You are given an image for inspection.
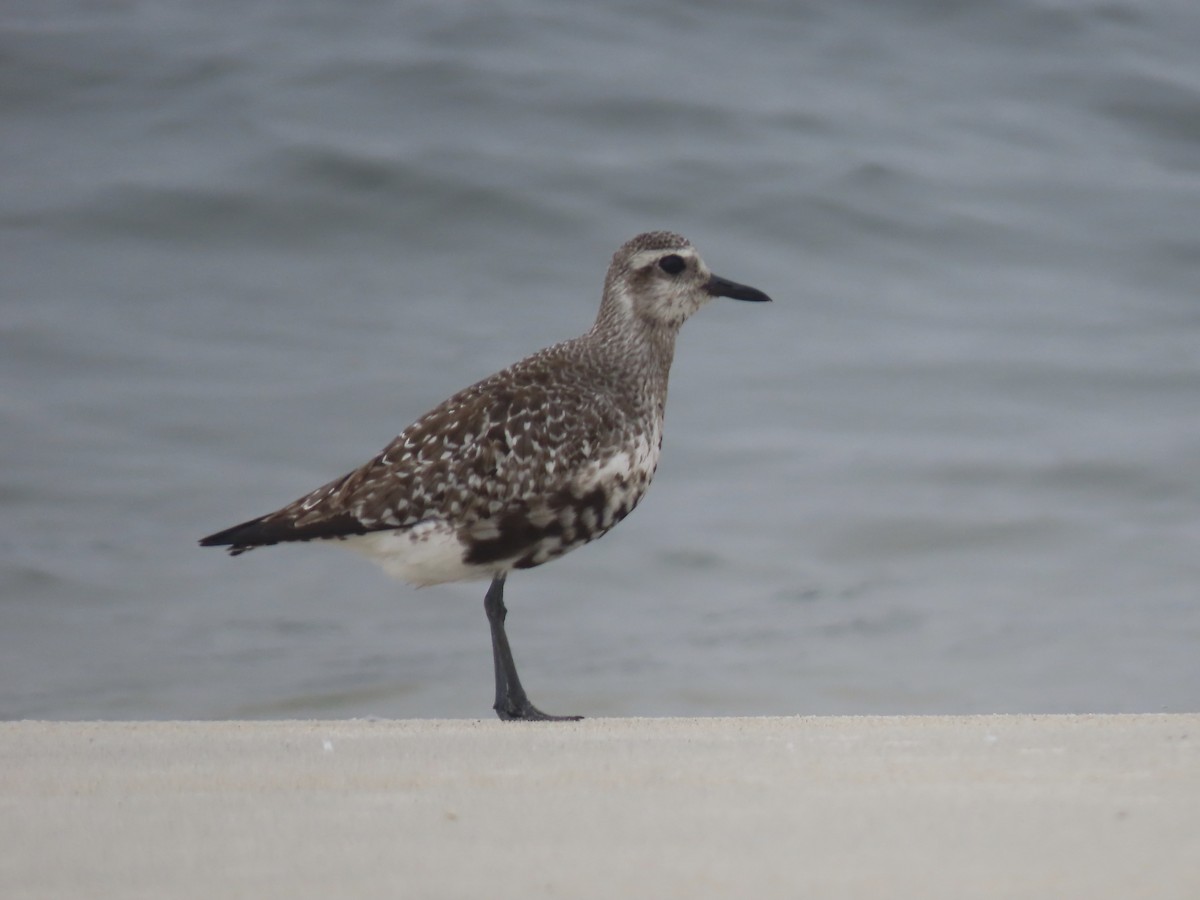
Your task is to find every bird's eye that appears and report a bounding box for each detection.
[658,254,686,275]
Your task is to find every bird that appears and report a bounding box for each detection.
[200,231,771,720]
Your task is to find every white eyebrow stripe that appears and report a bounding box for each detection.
[627,247,697,269]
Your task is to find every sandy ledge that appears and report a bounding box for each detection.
[2,714,1198,899]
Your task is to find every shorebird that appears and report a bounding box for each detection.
[200,231,771,720]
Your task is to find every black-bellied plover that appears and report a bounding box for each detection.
[201,231,771,720]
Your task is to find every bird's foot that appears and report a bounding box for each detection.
[494,696,583,722]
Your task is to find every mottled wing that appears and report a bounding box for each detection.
[200,340,652,565]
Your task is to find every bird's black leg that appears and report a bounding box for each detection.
[483,574,582,722]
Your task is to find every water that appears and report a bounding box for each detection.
[3,0,1198,720]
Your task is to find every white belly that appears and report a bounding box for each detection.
[342,520,490,587]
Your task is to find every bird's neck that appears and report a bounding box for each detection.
[587,307,678,398]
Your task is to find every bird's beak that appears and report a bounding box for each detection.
[704,273,772,303]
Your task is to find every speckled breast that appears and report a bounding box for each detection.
[463,425,663,571]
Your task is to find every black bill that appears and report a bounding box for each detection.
[705,273,772,303]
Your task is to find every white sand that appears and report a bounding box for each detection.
[2,715,1198,898]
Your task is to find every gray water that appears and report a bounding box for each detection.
[3,0,1199,720]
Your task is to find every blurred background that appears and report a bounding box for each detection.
[3,0,1198,719]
